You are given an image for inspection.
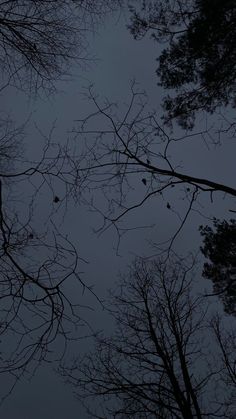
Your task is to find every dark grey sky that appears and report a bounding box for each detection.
[0,6,235,419]
[0,10,161,419]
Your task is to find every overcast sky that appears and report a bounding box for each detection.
[0,9,160,419]
[0,5,235,419]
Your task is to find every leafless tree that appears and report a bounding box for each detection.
[0,0,125,397]
[71,83,236,249]
[210,313,236,411]
[0,0,122,93]
[60,255,236,418]
[0,116,99,400]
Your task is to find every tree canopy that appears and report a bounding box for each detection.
[129,0,236,128]
[0,0,235,414]
[60,256,236,418]
[200,219,236,315]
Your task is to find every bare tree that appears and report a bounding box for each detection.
[71,84,235,249]
[0,117,99,399]
[60,255,236,418]
[0,0,121,93]
[0,0,123,392]
[210,313,236,408]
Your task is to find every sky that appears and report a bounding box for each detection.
[0,8,161,419]
[0,4,235,419]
